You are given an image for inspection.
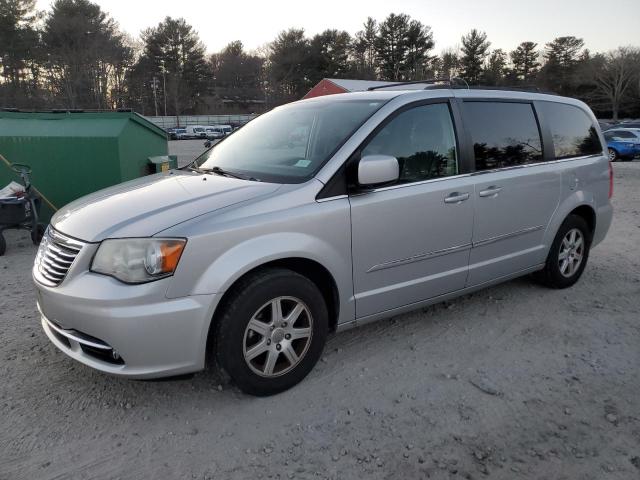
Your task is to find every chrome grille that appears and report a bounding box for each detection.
[34,228,85,287]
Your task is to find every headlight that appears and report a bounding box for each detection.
[91,238,186,284]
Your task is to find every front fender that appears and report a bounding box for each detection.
[193,232,341,292]
[187,231,355,325]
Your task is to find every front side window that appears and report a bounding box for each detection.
[537,102,602,159]
[463,101,543,171]
[196,99,385,183]
[361,103,458,184]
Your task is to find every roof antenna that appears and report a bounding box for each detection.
[450,77,469,89]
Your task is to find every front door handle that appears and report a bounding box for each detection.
[478,186,503,198]
[444,192,470,204]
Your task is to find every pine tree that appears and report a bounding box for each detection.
[510,41,540,82]
[459,29,490,84]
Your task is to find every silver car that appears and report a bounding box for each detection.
[33,86,613,395]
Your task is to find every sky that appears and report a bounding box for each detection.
[36,0,640,55]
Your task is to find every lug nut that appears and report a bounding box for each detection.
[276,344,281,351]
[285,334,291,340]
[267,339,271,345]
[282,322,287,328]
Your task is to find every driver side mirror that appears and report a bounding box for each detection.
[358,154,399,187]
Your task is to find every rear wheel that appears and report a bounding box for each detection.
[214,268,328,396]
[536,215,591,289]
[608,148,618,162]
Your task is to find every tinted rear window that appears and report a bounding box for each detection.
[537,102,602,159]
[463,102,543,171]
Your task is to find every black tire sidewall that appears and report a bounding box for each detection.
[215,269,328,396]
[544,215,591,288]
[0,233,5,256]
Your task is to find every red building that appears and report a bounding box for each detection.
[303,78,396,99]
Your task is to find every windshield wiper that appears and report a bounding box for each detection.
[205,166,260,182]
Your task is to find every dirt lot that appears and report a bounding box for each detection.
[1,163,639,480]
[168,139,210,167]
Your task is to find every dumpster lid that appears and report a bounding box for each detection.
[148,155,176,164]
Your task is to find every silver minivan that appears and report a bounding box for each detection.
[33,86,613,395]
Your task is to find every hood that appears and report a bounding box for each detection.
[51,171,281,242]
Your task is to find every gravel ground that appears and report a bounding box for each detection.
[168,139,210,167]
[1,162,639,480]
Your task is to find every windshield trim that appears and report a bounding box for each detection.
[186,98,390,184]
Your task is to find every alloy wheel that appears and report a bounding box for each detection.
[242,296,313,377]
[558,228,584,278]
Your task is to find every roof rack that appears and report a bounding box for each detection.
[367,77,469,91]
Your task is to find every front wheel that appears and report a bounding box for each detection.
[214,268,328,396]
[608,148,619,162]
[536,215,591,289]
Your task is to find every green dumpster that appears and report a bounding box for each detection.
[0,110,168,221]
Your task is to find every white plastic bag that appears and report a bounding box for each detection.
[0,181,25,200]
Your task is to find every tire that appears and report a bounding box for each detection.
[31,223,45,245]
[536,214,591,289]
[214,268,328,396]
[608,148,618,162]
[0,233,5,256]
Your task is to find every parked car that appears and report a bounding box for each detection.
[218,124,233,136]
[617,121,640,129]
[205,126,225,140]
[603,128,640,161]
[167,127,187,140]
[34,87,613,396]
[185,125,207,139]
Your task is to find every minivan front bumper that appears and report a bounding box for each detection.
[35,270,218,379]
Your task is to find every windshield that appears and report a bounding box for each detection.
[196,99,385,183]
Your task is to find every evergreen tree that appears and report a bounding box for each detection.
[267,28,311,102]
[43,0,132,109]
[484,48,507,85]
[510,41,540,82]
[404,20,434,80]
[128,17,208,115]
[308,29,352,83]
[375,13,410,81]
[459,29,490,84]
[352,17,377,79]
[539,36,585,95]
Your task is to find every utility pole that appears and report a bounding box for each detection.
[160,61,168,117]
[151,77,159,116]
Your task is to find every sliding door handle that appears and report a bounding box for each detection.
[444,192,470,204]
[478,186,503,197]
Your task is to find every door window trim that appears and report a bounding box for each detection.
[316,97,466,200]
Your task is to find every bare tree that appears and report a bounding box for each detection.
[589,47,640,120]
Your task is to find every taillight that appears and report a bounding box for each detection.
[608,161,613,199]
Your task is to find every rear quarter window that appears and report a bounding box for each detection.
[537,102,603,159]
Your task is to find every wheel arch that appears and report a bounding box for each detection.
[543,191,597,258]
[205,256,341,363]
[569,204,596,240]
